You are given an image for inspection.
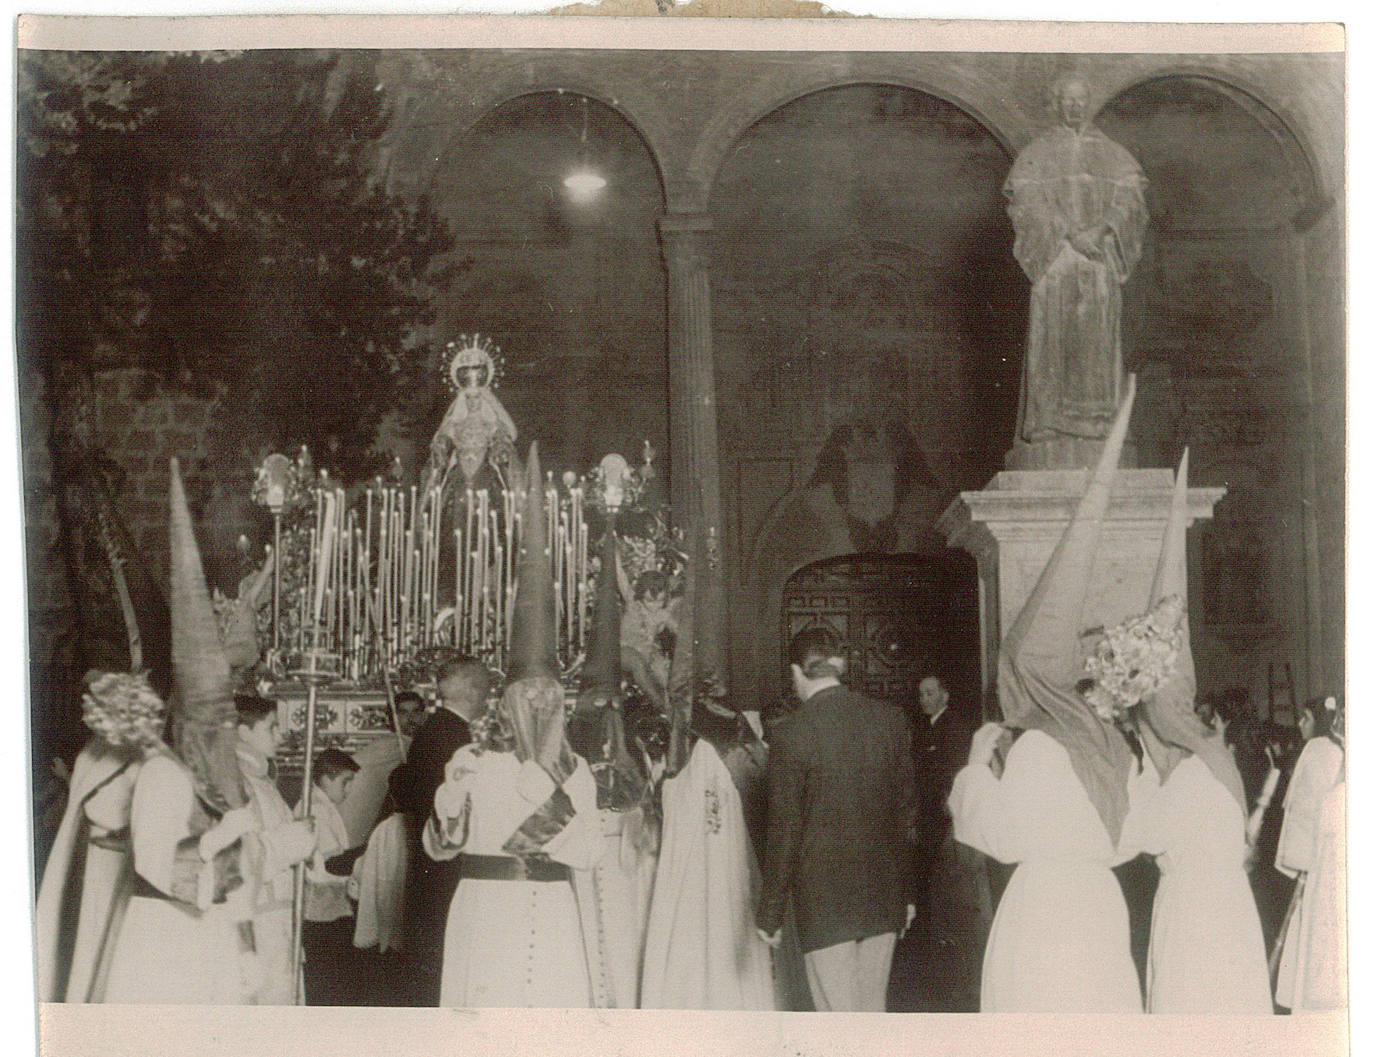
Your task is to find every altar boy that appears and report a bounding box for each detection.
[235,695,317,1004]
[300,748,363,1005]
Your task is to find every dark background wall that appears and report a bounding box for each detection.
[1100,74,1338,715]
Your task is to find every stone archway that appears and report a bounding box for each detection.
[416,89,671,479]
[1094,71,1337,705]
[1095,66,1328,214]
[688,67,1027,214]
[708,81,1023,714]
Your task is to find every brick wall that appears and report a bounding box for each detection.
[22,366,220,760]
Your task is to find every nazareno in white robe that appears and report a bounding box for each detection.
[425,745,600,1008]
[1289,781,1346,1011]
[1274,735,1345,1008]
[640,739,775,1010]
[949,729,1143,1013]
[35,740,139,1004]
[352,812,408,953]
[101,754,252,1005]
[240,753,309,1005]
[1119,755,1271,1013]
[573,805,658,1008]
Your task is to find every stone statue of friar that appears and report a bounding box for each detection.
[1004,72,1149,463]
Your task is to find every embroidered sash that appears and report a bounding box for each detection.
[502,779,576,859]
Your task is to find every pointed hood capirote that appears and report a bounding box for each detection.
[579,520,623,707]
[997,375,1138,844]
[1139,450,1247,811]
[571,516,648,800]
[502,442,575,783]
[506,442,559,685]
[168,457,246,811]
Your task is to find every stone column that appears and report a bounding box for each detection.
[658,211,728,689]
[658,212,722,537]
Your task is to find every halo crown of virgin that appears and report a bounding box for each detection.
[445,333,501,392]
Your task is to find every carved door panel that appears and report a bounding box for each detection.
[782,554,979,709]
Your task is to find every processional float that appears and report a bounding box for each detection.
[237,335,677,1001]
[246,336,673,762]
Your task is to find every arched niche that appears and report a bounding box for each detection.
[1097,73,1329,709]
[1097,68,1327,222]
[780,552,980,713]
[687,70,1026,211]
[707,83,1023,713]
[413,90,669,480]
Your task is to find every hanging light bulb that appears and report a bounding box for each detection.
[564,169,607,200]
[563,95,607,203]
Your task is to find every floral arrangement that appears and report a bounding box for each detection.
[619,532,662,585]
[82,671,167,750]
[585,461,645,518]
[1082,595,1186,721]
[393,645,469,695]
[262,517,316,674]
[617,514,686,587]
[212,588,240,644]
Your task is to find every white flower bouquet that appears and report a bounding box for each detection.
[82,671,167,749]
[1082,595,1185,721]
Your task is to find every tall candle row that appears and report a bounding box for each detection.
[285,481,591,681]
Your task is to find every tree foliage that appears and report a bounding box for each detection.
[18,53,461,808]
[17,49,458,481]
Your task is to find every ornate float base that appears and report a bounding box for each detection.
[271,681,583,777]
[938,468,1225,701]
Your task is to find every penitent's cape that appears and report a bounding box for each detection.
[640,738,774,1010]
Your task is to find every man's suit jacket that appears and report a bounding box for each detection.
[913,707,975,826]
[387,708,471,927]
[758,684,916,954]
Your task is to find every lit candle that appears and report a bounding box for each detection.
[458,505,469,648]
[500,538,511,654]
[577,506,588,650]
[313,491,338,647]
[305,521,317,650]
[469,550,480,647]
[563,530,575,653]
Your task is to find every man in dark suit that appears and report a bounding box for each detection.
[910,674,974,929]
[388,655,490,1005]
[758,627,917,1011]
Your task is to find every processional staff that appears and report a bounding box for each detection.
[290,487,339,1006]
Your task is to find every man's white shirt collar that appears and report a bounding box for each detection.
[802,677,842,701]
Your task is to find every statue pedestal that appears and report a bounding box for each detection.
[938,469,1225,699]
